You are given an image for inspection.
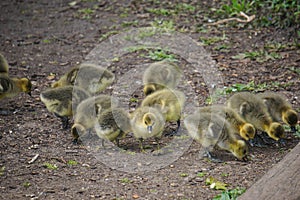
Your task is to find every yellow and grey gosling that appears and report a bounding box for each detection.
[198,105,256,141]
[0,53,9,75]
[141,88,185,135]
[184,112,249,162]
[227,92,285,142]
[130,106,165,151]
[71,94,118,143]
[0,74,31,99]
[257,91,298,132]
[40,85,90,129]
[51,63,115,94]
[143,61,182,96]
[94,107,131,147]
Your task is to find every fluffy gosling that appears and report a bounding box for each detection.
[40,85,89,129]
[143,61,182,96]
[198,105,256,141]
[227,92,285,142]
[94,107,131,147]
[51,63,115,94]
[71,94,118,143]
[141,88,185,135]
[184,112,248,162]
[130,106,165,151]
[257,92,298,132]
[0,75,32,99]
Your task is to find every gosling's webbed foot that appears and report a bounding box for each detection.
[249,135,268,148]
[55,113,69,129]
[290,126,296,133]
[202,151,222,163]
[61,117,70,129]
[72,138,80,145]
[154,137,161,150]
[277,138,286,147]
[259,132,276,145]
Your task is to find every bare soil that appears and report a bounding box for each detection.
[0,1,299,200]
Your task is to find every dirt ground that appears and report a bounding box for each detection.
[0,1,299,199]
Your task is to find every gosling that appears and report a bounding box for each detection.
[143,61,182,96]
[94,107,131,147]
[227,92,285,142]
[184,112,248,162]
[0,53,9,74]
[198,105,256,141]
[0,75,32,99]
[71,94,118,143]
[141,88,185,135]
[51,63,115,94]
[130,106,165,151]
[257,92,298,132]
[40,85,89,129]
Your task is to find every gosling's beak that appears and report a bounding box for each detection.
[27,91,32,97]
[147,125,153,133]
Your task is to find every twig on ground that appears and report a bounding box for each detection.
[28,154,39,164]
[209,11,255,26]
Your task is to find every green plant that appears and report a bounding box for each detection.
[232,50,282,62]
[205,80,285,104]
[121,20,139,27]
[99,31,119,41]
[119,178,133,184]
[175,3,196,12]
[197,172,207,177]
[288,66,300,75]
[42,39,51,44]
[23,181,31,188]
[180,173,189,177]
[78,8,95,19]
[213,187,246,200]
[256,0,300,27]
[67,160,78,166]
[214,44,231,52]
[150,19,175,30]
[43,162,58,170]
[221,173,229,177]
[217,0,255,17]
[147,48,177,62]
[205,176,228,190]
[130,97,139,103]
[146,8,172,16]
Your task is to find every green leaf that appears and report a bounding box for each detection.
[205,177,227,190]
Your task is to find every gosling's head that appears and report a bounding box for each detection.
[71,123,86,140]
[143,84,156,96]
[19,78,32,96]
[232,140,249,161]
[268,122,285,141]
[143,113,156,133]
[282,110,298,127]
[240,123,256,140]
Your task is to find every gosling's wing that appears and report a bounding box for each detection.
[0,77,10,93]
[0,53,9,74]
